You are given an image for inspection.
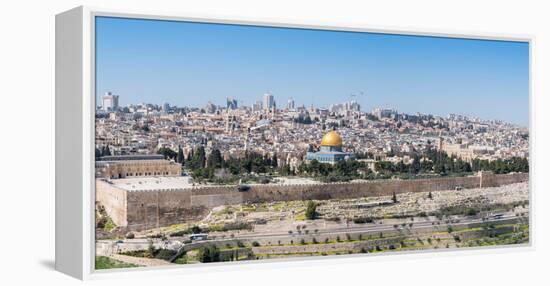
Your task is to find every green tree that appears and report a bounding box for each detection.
[309,160,320,176]
[411,155,421,173]
[434,163,446,174]
[305,201,318,220]
[272,153,278,168]
[103,145,112,156]
[177,146,184,163]
[188,146,206,170]
[207,149,224,169]
[157,147,177,160]
[197,245,220,263]
[397,161,406,173]
[280,164,293,176]
[147,239,155,258]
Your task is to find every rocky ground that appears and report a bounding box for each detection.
[192,182,529,236]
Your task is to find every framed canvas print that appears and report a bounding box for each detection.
[55,6,532,280]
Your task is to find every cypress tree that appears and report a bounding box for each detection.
[392,192,398,203]
[177,146,184,163]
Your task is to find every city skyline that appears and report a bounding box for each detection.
[96,92,526,127]
[95,16,529,125]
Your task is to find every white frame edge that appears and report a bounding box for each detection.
[54,5,534,281]
[55,6,94,280]
[55,6,84,279]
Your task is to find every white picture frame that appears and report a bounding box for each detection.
[55,5,533,280]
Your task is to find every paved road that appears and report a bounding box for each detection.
[98,214,523,256]
[207,214,520,242]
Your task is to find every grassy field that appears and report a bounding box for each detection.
[95,256,140,270]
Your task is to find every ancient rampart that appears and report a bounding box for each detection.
[96,180,128,227]
[96,172,528,231]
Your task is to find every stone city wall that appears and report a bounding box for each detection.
[190,187,245,208]
[97,172,528,231]
[479,172,529,188]
[125,190,208,231]
[239,175,483,204]
[96,180,128,227]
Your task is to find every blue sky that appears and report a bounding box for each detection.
[95,16,529,126]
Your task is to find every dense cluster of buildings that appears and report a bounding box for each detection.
[95,91,529,173]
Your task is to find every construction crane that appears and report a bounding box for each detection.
[350,90,366,100]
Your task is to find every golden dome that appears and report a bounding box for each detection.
[321,130,343,147]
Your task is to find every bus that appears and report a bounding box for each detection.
[189,233,208,241]
[492,213,504,220]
